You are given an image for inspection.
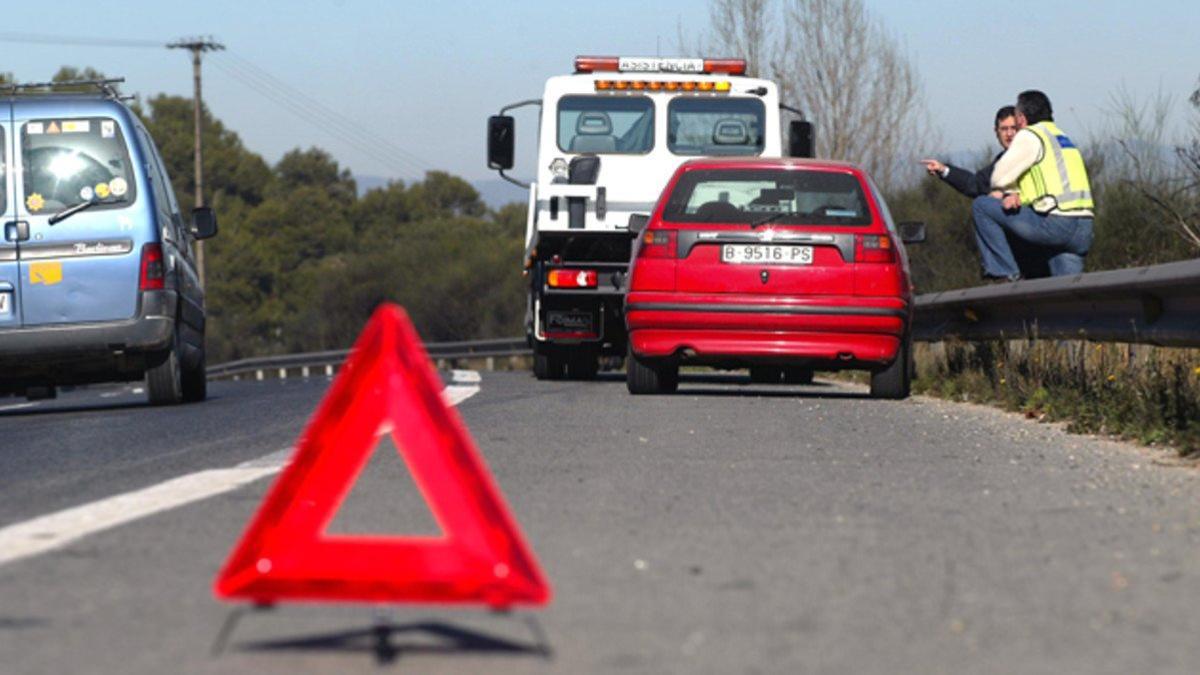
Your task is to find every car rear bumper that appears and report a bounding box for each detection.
[0,290,175,363]
[626,292,907,364]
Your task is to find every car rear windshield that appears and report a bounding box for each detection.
[20,117,136,215]
[558,96,654,154]
[662,169,872,225]
[668,97,765,156]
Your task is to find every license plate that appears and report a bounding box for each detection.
[0,292,10,316]
[721,244,813,265]
[546,311,593,333]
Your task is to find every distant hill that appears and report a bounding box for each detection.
[354,174,529,210]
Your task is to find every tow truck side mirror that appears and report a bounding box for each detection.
[487,115,515,170]
[897,221,926,244]
[788,120,815,158]
[628,213,650,234]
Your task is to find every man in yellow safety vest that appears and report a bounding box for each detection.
[970,90,1094,281]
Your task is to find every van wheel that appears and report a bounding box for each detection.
[146,330,184,406]
[182,341,207,403]
[782,367,814,384]
[533,345,566,380]
[870,335,911,400]
[626,346,678,395]
[25,385,57,401]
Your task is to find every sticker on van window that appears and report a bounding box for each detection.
[26,193,45,212]
[101,120,115,138]
[94,182,111,199]
[80,186,95,201]
[29,261,62,286]
[62,120,90,134]
[46,121,60,134]
[27,122,44,135]
[109,177,128,197]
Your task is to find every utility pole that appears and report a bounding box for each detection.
[167,36,224,289]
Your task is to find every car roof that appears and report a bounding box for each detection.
[677,156,867,177]
[3,94,135,120]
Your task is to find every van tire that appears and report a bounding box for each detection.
[627,346,678,395]
[870,335,911,400]
[146,331,184,406]
[182,342,207,403]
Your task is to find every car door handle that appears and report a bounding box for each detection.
[4,220,30,242]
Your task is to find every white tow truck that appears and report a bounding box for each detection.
[486,56,813,380]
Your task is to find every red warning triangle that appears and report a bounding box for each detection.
[213,304,551,608]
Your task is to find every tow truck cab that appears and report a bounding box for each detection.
[487,56,813,380]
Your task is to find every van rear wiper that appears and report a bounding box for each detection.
[48,197,126,226]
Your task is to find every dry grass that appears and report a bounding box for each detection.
[913,341,1200,456]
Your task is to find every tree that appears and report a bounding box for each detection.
[694,0,932,188]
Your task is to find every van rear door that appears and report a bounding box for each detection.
[0,101,19,329]
[15,113,143,326]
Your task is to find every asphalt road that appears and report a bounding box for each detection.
[1,371,1198,674]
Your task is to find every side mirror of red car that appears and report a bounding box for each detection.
[627,213,650,234]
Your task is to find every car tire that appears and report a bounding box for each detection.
[782,367,815,385]
[533,344,566,380]
[181,339,207,403]
[626,346,678,395]
[870,334,911,400]
[146,328,184,406]
[749,366,782,384]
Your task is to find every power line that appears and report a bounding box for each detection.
[0,31,162,48]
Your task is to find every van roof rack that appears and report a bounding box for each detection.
[1,78,127,100]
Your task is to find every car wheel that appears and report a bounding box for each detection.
[870,334,911,400]
[749,366,782,384]
[782,367,814,385]
[626,346,678,395]
[181,338,207,403]
[533,344,566,380]
[146,328,184,406]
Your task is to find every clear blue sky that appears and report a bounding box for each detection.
[2,0,1196,186]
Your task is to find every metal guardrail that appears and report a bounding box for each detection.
[208,258,1200,380]
[207,338,530,381]
[913,258,1200,347]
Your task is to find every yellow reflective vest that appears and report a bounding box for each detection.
[1017,121,1093,213]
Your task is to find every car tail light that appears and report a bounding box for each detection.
[854,234,896,263]
[547,269,598,289]
[637,229,677,259]
[139,243,165,290]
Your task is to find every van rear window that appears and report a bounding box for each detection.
[662,168,872,225]
[20,117,136,215]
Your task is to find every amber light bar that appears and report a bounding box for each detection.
[595,80,732,93]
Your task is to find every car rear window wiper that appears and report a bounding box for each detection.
[749,211,790,229]
[48,197,127,226]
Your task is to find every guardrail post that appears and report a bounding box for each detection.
[486,357,495,372]
[255,370,264,381]
[302,366,310,378]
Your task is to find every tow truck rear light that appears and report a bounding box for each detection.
[139,243,165,290]
[547,269,599,289]
[854,234,897,263]
[703,58,747,75]
[637,229,677,259]
[593,79,732,94]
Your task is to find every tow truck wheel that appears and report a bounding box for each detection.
[533,345,567,381]
[565,350,599,380]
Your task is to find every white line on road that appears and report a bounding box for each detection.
[0,402,36,412]
[0,371,482,568]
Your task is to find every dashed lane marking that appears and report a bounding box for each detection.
[0,371,482,568]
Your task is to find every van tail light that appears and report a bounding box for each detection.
[139,243,165,290]
[637,229,677,259]
[547,269,598,289]
[854,234,896,263]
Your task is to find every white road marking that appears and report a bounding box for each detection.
[0,371,482,568]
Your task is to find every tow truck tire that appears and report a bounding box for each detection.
[565,350,599,380]
[533,345,566,381]
[626,346,678,395]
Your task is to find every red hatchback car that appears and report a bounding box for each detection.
[624,158,924,398]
